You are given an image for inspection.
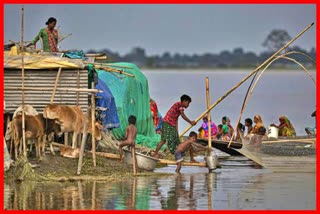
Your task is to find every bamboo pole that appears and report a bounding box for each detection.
[76,69,80,105]
[5,86,102,93]
[159,159,206,167]
[99,67,135,77]
[20,5,27,159]
[91,181,96,210]
[207,173,213,210]
[205,77,212,151]
[50,67,62,103]
[83,62,133,69]
[77,110,89,175]
[131,146,137,176]
[91,82,96,167]
[51,142,121,159]
[179,22,314,137]
[131,176,137,209]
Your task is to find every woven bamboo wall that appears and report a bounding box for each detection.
[4,69,89,113]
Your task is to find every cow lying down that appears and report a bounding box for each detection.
[43,104,103,149]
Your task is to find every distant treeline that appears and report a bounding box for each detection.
[85,29,316,69]
[86,46,316,69]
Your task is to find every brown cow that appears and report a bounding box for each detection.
[43,104,103,149]
[9,114,61,160]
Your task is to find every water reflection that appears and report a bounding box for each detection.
[4,168,315,210]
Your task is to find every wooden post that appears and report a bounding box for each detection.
[91,181,96,210]
[179,22,314,137]
[131,146,137,176]
[76,69,80,105]
[91,82,96,167]
[50,67,62,103]
[20,5,27,159]
[207,173,213,210]
[131,176,137,209]
[205,77,212,152]
[77,109,89,175]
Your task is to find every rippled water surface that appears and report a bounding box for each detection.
[5,158,315,210]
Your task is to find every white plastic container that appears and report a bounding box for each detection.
[268,126,279,140]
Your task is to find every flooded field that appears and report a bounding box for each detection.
[4,156,316,210]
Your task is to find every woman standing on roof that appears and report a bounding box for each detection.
[26,17,59,52]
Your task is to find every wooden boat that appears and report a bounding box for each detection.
[233,136,316,173]
[197,139,243,155]
[197,136,316,157]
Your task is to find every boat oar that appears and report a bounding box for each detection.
[179,22,314,137]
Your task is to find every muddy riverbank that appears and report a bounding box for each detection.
[4,152,171,183]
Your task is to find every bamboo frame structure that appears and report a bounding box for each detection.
[91,82,96,167]
[179,22,314,137]
[5,86,102,93]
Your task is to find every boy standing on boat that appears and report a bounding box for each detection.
[119,115,137,162]
[175,131,198,173]
[152,95,196,159]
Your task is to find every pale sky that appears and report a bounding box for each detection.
[4,4,316,55]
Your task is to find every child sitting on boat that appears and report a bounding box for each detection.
[244,118,253,136]
[175,131,197,173]
[217,124,230,141]
[118,115,137,162]
[235,123,245,141]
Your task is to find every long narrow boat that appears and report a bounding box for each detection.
[197,136,316,156]
[233,137,316,173]
[197,139,243,155]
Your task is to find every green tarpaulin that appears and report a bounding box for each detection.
[96,62,160,149]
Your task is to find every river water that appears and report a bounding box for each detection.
[4,69,316,210]
[143,69,316,136]
[4,159,316,210]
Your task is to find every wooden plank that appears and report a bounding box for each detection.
[159,159,206,167]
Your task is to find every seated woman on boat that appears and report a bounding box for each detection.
[217,124,230,141]
[200,116,218,139]
[245,115,266,140]
[270,116,296,137]
[250,115,266,134]
[222,116,234,137]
